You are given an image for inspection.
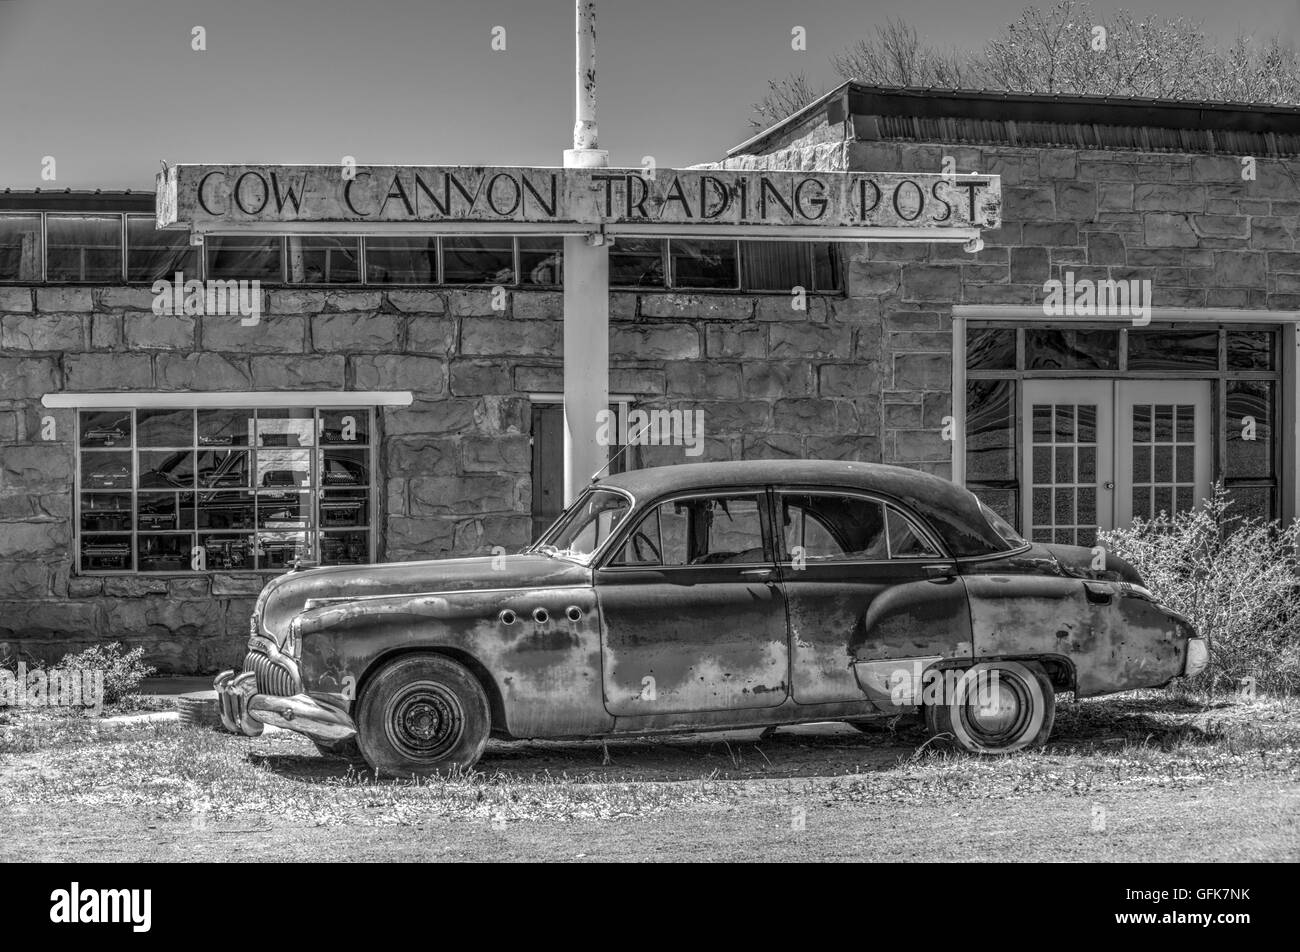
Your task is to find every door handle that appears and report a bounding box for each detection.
[1104,481,1115,490]
[739,567,774,579]
[924,563,956,581]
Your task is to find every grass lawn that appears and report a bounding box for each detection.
[1,691,1297,862]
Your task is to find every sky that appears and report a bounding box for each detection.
[1,0,1298,190]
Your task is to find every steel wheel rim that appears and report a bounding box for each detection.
[959,670,1032,745]
[385,680,465,761]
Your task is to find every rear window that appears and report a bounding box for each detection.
[980,500,1027,549]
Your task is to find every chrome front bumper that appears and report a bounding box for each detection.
[213,671,358,743]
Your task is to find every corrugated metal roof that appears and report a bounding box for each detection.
[730,82,1300,157]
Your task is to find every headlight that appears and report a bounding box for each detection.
[1185,637,1208,678]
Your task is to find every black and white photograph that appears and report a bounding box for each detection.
[0,0,1292,903]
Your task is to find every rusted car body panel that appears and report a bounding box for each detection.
[216,460,1202,751]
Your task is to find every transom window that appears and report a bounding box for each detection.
[0,212,843,293]
[76,406,374,573]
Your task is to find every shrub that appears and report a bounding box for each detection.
[54,642,156,707]
[1098,485,1300,695]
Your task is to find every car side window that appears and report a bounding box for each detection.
[886,506,942,558]
[611,494,766,566]
[779,494,888,562]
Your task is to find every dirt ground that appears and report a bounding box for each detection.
[2,693,1297,862]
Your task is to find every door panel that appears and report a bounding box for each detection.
[1116,381,1212,525]
[773,491,971,705]
[595,491,788,716]
[1021,381,1114,545]
[596,566,789,715]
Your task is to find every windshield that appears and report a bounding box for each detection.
[979,500,1027,549]
[532,489,631,563]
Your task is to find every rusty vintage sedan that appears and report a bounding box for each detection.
[214,459,1206,775]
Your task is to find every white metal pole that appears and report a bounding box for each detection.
[562,0,610,502]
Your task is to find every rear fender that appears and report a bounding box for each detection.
[964,573,1188,696]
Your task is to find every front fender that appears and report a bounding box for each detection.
[295,586,612,739]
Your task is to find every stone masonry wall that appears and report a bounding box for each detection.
[0,275,879,672]
[723,128,1300,473]
[6,130,1295,672]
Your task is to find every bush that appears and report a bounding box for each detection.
[1098,485,1300,695]
[54,642,156,707]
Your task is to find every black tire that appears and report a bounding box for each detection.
[355,654,490,777]
[313,736,368,767]
[924,661,1055,754]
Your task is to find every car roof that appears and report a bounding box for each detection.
[595,459,1013,557]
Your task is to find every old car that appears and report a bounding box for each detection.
[214,460,1206,775]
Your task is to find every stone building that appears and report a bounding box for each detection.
[2,83,1298,671]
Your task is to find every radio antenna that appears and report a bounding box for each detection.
[588,419,657,484]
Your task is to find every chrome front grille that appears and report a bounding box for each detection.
[243,649,299,697]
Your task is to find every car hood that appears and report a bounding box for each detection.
[257,554,592,644]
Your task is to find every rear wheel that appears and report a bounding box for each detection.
[355,655,491,778]
[925,661,1055,754]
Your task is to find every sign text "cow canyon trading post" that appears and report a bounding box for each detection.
[157,165,1002,238]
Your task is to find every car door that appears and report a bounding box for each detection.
[594,490,790,716]
[774,490,972,705]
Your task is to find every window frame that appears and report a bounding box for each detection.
[74,405,377,575]
[0,212,845,295]
[599,488,775,571]
[771,488,948,565]
[963,321,1284,527]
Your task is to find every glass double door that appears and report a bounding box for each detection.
[1021,380,1212,545]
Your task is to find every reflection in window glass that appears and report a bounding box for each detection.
[779,494,887,562]
[812,242,840,291]
[967,328,1016,370]
[1025,330,1118,370]
[442,236,513,284]
[46,215,121,282]
[1128,330,1218,370]
[740,241,806,291]
[79,411,131,448]
[287,236,359,284]
[1224,485,1273,523]
[76,408,375,572]
[0,214,42,281]
[364,236,437,283]
[609,238,665,287]
[887,507,941,558]
[519,238,562,286]
[1227,330,1275,371]
[137,409,193,448]
[127,216,197,283]
[670,239,738,289]
[1226,381,1273,479]
[206,235,283,281]
[965,380,1016,481]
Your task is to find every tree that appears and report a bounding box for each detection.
[750,1,1300,129]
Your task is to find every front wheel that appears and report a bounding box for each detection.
[355,654,491,777]
[925,661,1055,754]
